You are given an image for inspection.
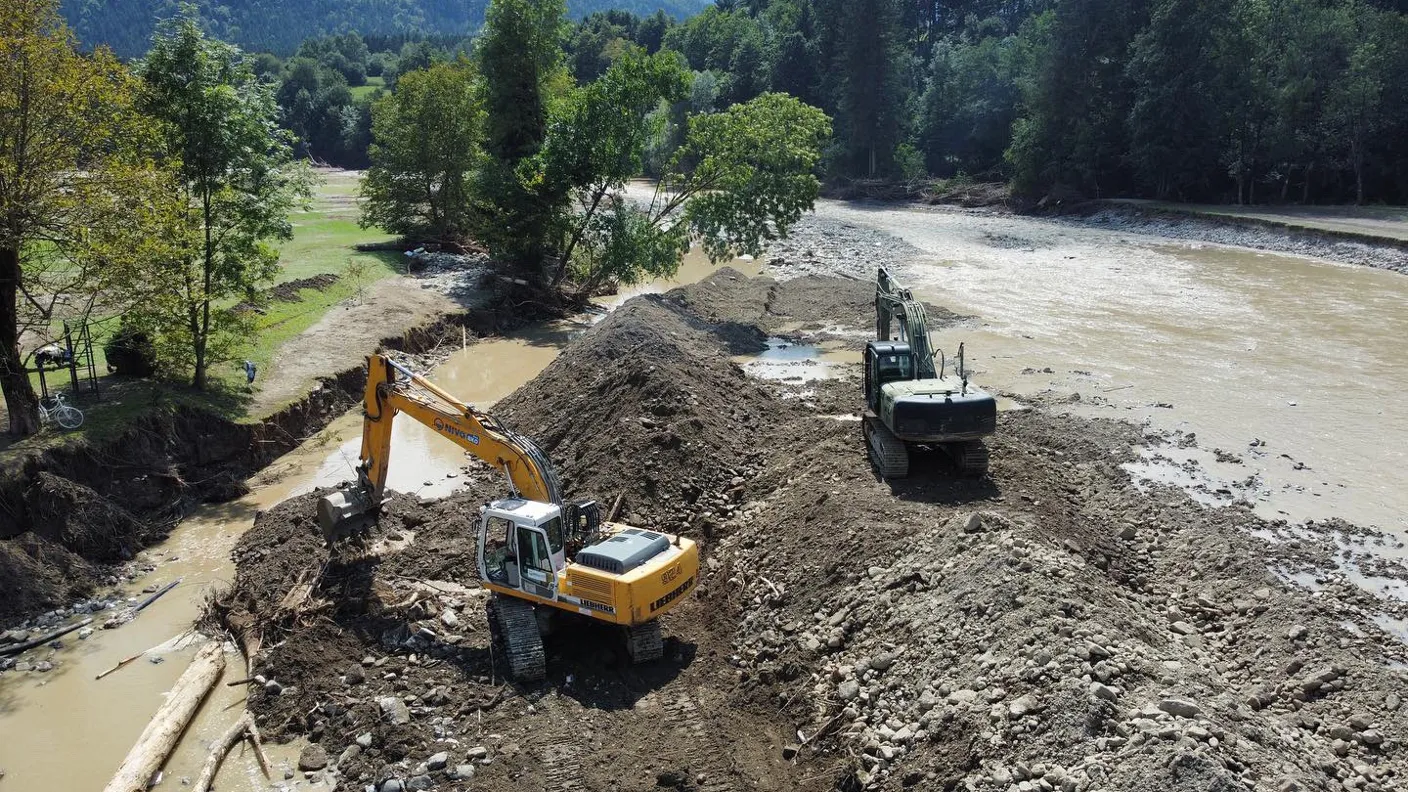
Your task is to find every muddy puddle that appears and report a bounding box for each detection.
[0,249,753,791]
[815,203,1408,544]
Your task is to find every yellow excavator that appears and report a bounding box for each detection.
[317,354,700,682]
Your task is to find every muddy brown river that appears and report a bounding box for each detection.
[3,204,1406,789]
[813,202,1408,544]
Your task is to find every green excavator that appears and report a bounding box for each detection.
[863,267,996,478]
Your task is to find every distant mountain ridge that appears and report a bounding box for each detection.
[60,0,708,57]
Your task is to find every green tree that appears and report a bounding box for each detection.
[361,60,484,241]
[0,0,165,435]
[138,15,313,390]
[1126,0,1246,200]
[544,80,832,296]
[1006,1,1150,197]
[472,0,569,274]
[833,0,908,177]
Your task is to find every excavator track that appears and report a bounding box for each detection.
[865,418,910,479]
[950,439,989,477]
[488,595,546,683]
[625,619,664,664]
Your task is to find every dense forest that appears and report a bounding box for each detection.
[58,0,707,57]
[646,0,1408,203]
[65,0,1408,204]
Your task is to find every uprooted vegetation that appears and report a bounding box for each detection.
[219,271,1406,792]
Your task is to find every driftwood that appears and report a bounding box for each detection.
[191,712,252,792]
[0,617,93,657]
[95,651,145,680]
[102,641,226,792]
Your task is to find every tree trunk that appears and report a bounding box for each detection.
[194,193,214,390]
[553,187,607,287]
[0,246,40,436]
[102,641,226,792]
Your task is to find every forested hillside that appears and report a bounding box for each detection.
[59,0,707,57]
[641,0,1408,203]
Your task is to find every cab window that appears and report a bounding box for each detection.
[483,517,514,583]
[516,526,553,581]
[541,516,564,554]
[877,354,912,383]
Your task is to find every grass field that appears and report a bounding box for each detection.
[7,169,399,452]
[349,76,386,102]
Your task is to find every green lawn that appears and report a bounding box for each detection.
[350,76,386,102]
[5,169,400,452]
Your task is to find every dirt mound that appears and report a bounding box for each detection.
[222,272,1406,792]
[661,267,881,342]
[715,405,1408,791]
[24,472,148,561]
[0,535,100,622]
[494,295,784,532]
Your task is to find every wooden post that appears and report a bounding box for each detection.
[102,641,227,792]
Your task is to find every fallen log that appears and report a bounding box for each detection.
[133,579,182,614]
[102,641,227,792]
[0,617,93,657]
[192,712,252,792]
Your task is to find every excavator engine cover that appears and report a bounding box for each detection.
[576,529,672,575]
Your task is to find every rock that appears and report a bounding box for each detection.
[380,696,411,725]
[13,661,31,672]
[948,689,978,705]
[1169,621,1197,636]
[467,746,489,761]
[782,744,800,760]
[1387,693,1402,711]
[1329,724,1355,741]
[34,661,53,673]
[837,680,860,702]
[1358,730,1384,746]
[264,679,283,695]
[78,627,94,639]
[1,629,26,643]
[1118,525,1138,540]
[1158,698,1201,719]
[451,765,475,780]
[1348,713,1374,731]
[345,664,366,685]
[440,610,460,629]
[406,775,434,791]
[380,780,405,792]
[1090,682,1119,702]
[427,752,449,771]
[338,744,363,767]
[1008,695,1040,718]
[869,651,898,672]
[1287,625,1307,641]
[962,514,984,534]
[356,732,374,748]
[893,726,914,745]
[298,745,328,772]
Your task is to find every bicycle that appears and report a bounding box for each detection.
[39,392,84,430]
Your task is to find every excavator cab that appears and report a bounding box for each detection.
[479,498,565,602]
[864,341,916,412]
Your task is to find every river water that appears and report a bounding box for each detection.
[815,202,1408,543]
[4,202,1407,789]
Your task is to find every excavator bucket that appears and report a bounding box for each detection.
[317,486,374,543]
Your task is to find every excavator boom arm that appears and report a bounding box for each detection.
[357,355,562,505]
[876,267,939,380]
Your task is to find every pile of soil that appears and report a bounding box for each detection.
[24,472,150,561]
[222,272,1406,792]
[236,274,343,312]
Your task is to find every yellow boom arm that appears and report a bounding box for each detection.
[319,355,561,534]
[359,354,562,504]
